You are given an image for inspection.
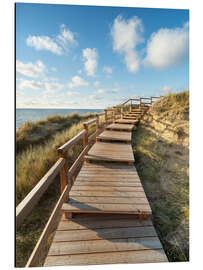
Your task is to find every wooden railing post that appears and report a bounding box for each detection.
[113,108,116,123]
[121,106,124,119]
[96,114,99,132]
[150,97,152,106]
[130,99,132,112]
[57,151,68,194]
[139,97,142,109]
[83,123,88,148]
[104,109,107,126]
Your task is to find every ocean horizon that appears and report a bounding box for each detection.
[16,108,103,129]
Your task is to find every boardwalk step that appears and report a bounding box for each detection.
[44,215,168,266]
[106,123,134,131]
[97,130,131,143]
[64,163,151,216]
[115,119,139,125]
[84,142,135,164]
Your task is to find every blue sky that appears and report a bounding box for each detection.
[16,3,189,108]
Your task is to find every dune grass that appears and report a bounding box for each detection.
[132,91,189,262]
[16,112,94,153]
[16,113,102,266]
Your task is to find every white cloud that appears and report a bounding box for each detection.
[57,24,77,50]
[111,15,144,73]
[103,66,112,75]
[27,35,62,55]
[144,22,189,70]
[18,78,64,93]
[68,76,89,89]
[94,81,100,87]
[26,24,77,55]
[16,60,46,78]
[97,88,119,94]
[83,48,98,76]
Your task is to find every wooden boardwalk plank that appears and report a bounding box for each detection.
[69,190,148,198]
[44,215,168,267]
[62,202,151,214]
[115,119,139,125]
[44,249,168,266]
[48,237,162,256]
[85,142,135,163]
[53,225,157,242]
[106,123,134,131]
[97,130,131,142]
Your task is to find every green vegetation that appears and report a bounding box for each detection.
[16,112,95,153]
[16,112,100,267]
[132,91,189,262]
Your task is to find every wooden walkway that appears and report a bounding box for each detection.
[44,108,168,266]
[44,214,167,266]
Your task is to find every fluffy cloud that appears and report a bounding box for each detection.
[83,48,98,76]
[27,25,77,55]
[97,88,119,94]
[18,78,64,92]
[57,24,77,49]
[16,60,46,78]
[144,23,189,70]
[103,66,112,75]
[27,36,62,55]
[68,76,89,88]
[111,15,144,73]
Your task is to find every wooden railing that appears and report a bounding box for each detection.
[16,95,162,267]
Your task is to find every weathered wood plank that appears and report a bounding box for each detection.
[69,196,149,205]
[69,190,147,198]
[62,202,151,214]
[97,130,131,142]
[48,237,162,256]
[71,186,144,192]
[106,123,134,131]
[57,216,153,231]
[74,181,142,187]
[53,226,157,242]
[44,249,168,266]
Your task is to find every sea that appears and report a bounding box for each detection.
[16,108,103,130]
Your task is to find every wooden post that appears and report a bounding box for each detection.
[96,114,99,132]
[130,99,132,112]
[113,108,115,123]
[150,97,152,106]
[121,107,123,119]
[104,109,107,126]
[139,97,142,109]
[83,123,88,148]
[57,151,68,194]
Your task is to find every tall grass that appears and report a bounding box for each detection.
[16,112,94,153]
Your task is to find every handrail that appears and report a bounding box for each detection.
[83,118,97,126]
[16,157,66,229]
[58,129,86,155]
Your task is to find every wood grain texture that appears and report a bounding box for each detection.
[44,214,167,267]
[106,123,134,131]
[85,142,135,163]
[97,130,131,142]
